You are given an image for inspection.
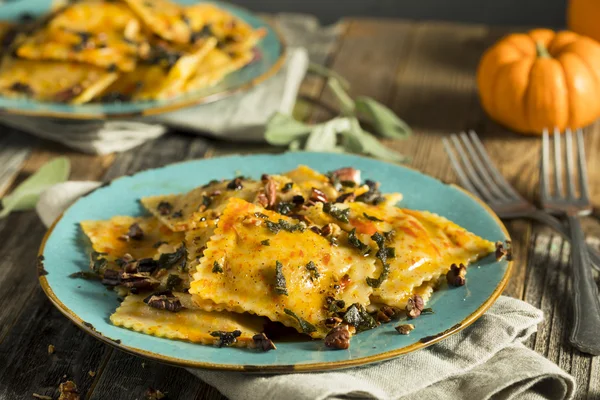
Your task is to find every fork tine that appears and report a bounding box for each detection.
[442,137,483,198]
[448,134,495,202]
[467,131,522,200]
[541,129,550,199]
[458,132,509,201]
[576,128,591,202]
[553,127,564,196]
[565,128,576,199]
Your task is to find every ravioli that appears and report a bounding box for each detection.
[122,0,191,43]
[189,198,376,339]
[185,48,253,92]
[0,58,117,103]
[111,293,265,346]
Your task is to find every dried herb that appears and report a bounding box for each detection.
[143,290,183,312]
[210,330,241,347]
[89,251,108,273]
[284,308,317,334]
[212,261,223,273]
[274,261,288,295]
[226,176,244,190]
[157,201,173,215]
[191,25,212,42]
[275,201,294,215]
[69,271,100,280]
[366,232,394,288]
[254,212,269,219]
[383,230,395,243]
[265,220,281,234]
[137,258,159,273]
[348,228,371,255]
[260,239,270,246]
[171,210,183,218]
[363,213,383,222]
[282,182,294,192]
[157,245,185,269]
[326,296,345,313]
[165,274,183,291]
[265,219,306,234]
[342,303,378,332]
[322,203,350,223]
[305,261,320,280]
[334,192,356,204]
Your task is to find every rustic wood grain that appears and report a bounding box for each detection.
[0,130,35,197]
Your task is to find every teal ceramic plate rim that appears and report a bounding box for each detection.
[37,152,512,372]
[0,0,286,119]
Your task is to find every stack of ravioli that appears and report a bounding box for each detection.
[0,0,263,104]
[80,166,496,349]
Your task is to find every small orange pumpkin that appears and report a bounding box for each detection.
[477,29,600,134]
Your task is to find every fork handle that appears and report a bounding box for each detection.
[567,214,600,355]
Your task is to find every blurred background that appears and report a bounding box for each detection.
[226,0,567,26]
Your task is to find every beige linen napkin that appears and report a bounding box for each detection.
[36,181,576,400]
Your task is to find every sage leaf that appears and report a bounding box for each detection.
[307,62,350,90]
[304,117,351,151]
[265,112,312,146]
[327,79,355,116]
[343,118,409,163]
[0,157,70,218]
[355,96,412,139]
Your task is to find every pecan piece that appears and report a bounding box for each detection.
[324,316,342,328]
[376,305,397,322]
[265,178,277,208]
[226,177,243,190]
[255,192,269,208]
[334,192,356,204]
[395,323,415,335]
[406,295,424,319]
[251,333,277,351]
[331,167,361,186]
[127,223,144,240]
[447,263,467,286]
[144,388,166,400]
[324,324,355,350]
[58,380,79,400]
[143,290,183,312]
[310,187,328,203]
[156,201,173,215]
[120,272,160,290]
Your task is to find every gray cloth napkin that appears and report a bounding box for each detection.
[36,181,576,400]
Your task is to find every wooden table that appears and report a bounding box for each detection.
[1,18,599,400]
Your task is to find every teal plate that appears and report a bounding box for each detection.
[0,0,285,119]
[38,152,512,372]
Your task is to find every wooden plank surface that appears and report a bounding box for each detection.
[0,17,599,400]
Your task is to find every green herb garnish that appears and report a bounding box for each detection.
[275,201,294,215]
[284,308,317,333]
[282,182,294,192]
[383,230,395,243]
[327,298,345,313]
[265,220,281,234]
[422,308,434,314]
[158,246,186,269]
[343,303,378,332]
[166,274,183,290]
[212,261,223,273]
[254,212,269,219]
[305,261,320,280]
[201,195,212,209]
[265,219,306,234]
[261,239,270,246]
[348,228,370,255]
[274,261,288,295]
[323,203,350,223]
[363,213,383,222]
[366,232,395,288]
[90,251,108,273]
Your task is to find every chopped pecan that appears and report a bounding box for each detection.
[126,223,144,240]
[58,380,79,400]
[265,178,277,208]
[143,290,183,312]
[157,201,173,215]
[101,269,121,286]
[48,344,55,355]
[324,324,355,350]
[120,272,160,290]
[395,323,415,335]
[260,173,270,182]
[331,167,362,186]
[495,241,506,261]
[251,333,277,351]
[324,316,342,328]
[406,295,424,319]
[334,192,356,203]
[255,192,269,208]
[211,330,242,347]
[136,258,159,273]
[144,388,166,400]
[310,187,328,203]
[376,305,397,322]
[446,263,467,287]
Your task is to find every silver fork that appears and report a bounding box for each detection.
[540,128,600,355]
[442,131,600,270]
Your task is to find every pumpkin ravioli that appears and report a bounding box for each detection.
[111,293,265,346]
[189,198,376,339]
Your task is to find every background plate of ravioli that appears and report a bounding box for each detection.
[0,0,285,119]
[38,152,512,372]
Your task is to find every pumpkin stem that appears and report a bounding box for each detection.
[536,41,551,58]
